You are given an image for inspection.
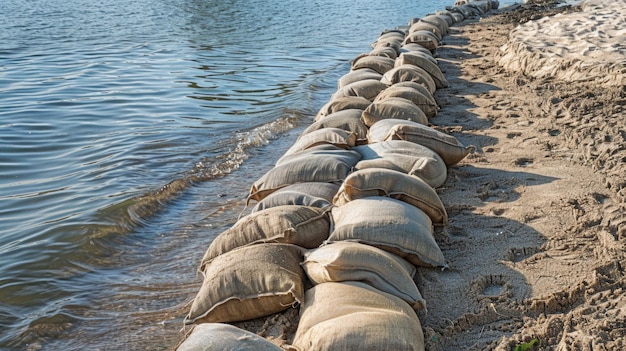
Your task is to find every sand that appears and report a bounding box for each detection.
[180,0,626,349]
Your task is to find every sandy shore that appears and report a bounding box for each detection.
[421,0,625,349]
[179,0,625,349]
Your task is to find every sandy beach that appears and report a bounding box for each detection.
[179,0,625,349]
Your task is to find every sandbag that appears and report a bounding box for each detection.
[392,80,436,101]
[352,55,396,75]
[400,43,435,57]
[435,10,456,25]
[381,65,437,95]
[283,128,356,155]
[176,323,283,351]
[368,118,475,166]
[187,243,305,324]
[408,22,444,41]
[270,182,340,202]
[291,281,425,351]
[396,52,449,89]
[420,15,449,34]
[352,140,447,188]
[403,30,440,51]
[334,168,448,226]
[252,191,331,212]
[329,197,445,267]
[315,96,372,121]
[374,85,438,118]
[369,46,398,59]
[370,37,402,53]
[249,151,358,202]
[301,109,369,144]
[201,205,330,266]
[302,241,426,310]
[361,97,429,127]
[276,144,361,167]
[337,68,383,89]
[331,79,388,101]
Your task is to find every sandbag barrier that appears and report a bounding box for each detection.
[176,1,499,350]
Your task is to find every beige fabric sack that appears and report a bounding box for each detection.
[315,96,372,121]
[392,80,436,101]
[331,79,388,102]
[351,55,396,75]
[275,144,361,167]
[374,85,438,118]
[302,109,369,144]
[176,323,283,351]
[283,128,356,155]
[329,197,445,267]
[361,97,428,127]
[302,241,426,310]
[396,52,449,89]
[403,30,440,51]
[291,281,425,351]
[270,182,340,202]
[400,43,435,57]
[252,191,331,212]
[187,243,305,325]
[369,46,398,59]
[420,15,449,34]
[371,37,402,53]
[368,118,475,166]
[334,168,448,226]
[353,140,447,188]
[408,22,444,41]
[337,68,383,89]
[381,64,437,94]
[201,205,330,266]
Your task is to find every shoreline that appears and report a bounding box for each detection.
[177,0,625,349]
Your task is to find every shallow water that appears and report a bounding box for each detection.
[0,0,462,349]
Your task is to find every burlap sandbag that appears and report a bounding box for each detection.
[337,68,383,89]
[400,43,435,57]
[329,197,445,267]
[334,168,448,226]
[249,148,359,202]
[201,205,330,266]
[353,140,447,188]
[331,79,388,102]
[302,241,426,310]
[283,128,356,156]
[176,323,283,351]
[393,80,436,101]
[420,15,449,34]
[370,37,402,53]
[361,97,428,127]
[252,191,331,212]
[276,144,361,167]
[187,244,304,325]
[315,96,372,121]
[351,55,396,75]
[291,281,425,351]
[369,46,398,59]
[368,118,475,166]
[302,109,369,144]
[396,52,449,89]
[381,64,437,95]
[374,85,438,118]
[403,30,440,51]
[271,182,340,202]
[408,22,444,41]
[435,12,455,26]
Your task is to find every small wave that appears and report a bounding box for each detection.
[89,114,299,241]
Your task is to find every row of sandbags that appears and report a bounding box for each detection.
[176,1,499,350]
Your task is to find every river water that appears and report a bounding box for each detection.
[1,0,461,349]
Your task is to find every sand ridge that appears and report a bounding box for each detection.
[498,0,626,86]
